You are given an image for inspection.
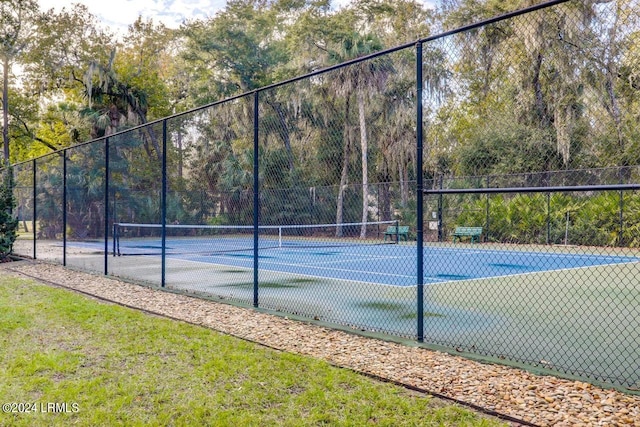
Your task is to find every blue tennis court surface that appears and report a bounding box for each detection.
[99,238,640,286]
[192,246,638,286]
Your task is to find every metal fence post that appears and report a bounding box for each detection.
[32,159,36,259]
[619,168,624,246]
[253,91,260,308]
[485,176,490,242]
[437,175,443,242]
[619,191,624,246]
[416,41,424,342]
[62,150,67,266]
[162,120,167,287]
[546,192,551,245]
[104,137,110,275]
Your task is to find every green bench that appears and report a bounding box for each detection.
[452,226,483,243]
[384,225,409,242]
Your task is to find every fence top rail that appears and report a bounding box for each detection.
[424,184,640,195]
[429,165,640,185]
[5,0,572,170]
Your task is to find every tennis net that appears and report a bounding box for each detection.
[112,220,401,256]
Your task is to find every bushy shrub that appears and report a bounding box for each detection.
[0,170,18,260]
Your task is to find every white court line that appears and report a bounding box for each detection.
[119,240,411,261]
[263,246,411,260]
[211,247,410,265]
[270,255,408,267]
[425,246,639,261]
[424,260,640,288]
[169,250,419,286]
[160,256,639,288]
[251,258,416,280]
[172,253,417,282]
[163,257,417,288]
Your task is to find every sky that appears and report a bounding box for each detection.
[37,0,437,34]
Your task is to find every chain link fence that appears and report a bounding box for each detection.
[6,0,640,391]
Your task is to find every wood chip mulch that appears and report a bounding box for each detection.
[2,261,638,426]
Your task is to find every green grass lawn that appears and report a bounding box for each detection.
[0,274,505,427]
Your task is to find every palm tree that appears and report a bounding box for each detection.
[330,33,394,238]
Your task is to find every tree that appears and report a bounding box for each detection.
[119,17,174,119]
[0,0,39,165]
[181,0,288,101]
[578,0,640,167]
[20,4,115,157]
[351,0,434,46]
[330,33,393,237]
[434,0,600,175]
[80,18,176,162]
[1,85,56,159]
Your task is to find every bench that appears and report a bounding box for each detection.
[452,226,483,243]
[384,225,409,242]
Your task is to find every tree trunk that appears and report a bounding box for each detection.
[379,180,391,222]
[357,87,368,239]
[336,150,349,237]
[401,160,409,208]
[336,95,351,237]
[605,76,623,149]
[143,122,163,164]
[268,100,295,172]
[177,128,183,180]
[2,57,10,166]
[532,52,549,127]
[602,13,624,154]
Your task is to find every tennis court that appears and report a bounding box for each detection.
[109,222,639,287]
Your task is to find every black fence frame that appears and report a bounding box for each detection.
[8,0,640,391]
